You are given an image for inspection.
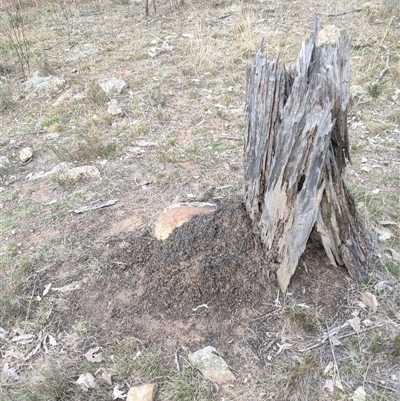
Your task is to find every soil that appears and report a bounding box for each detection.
[66,200,349,353]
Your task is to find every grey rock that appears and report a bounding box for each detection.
[350,85,369,101]
[26,171,48,180]
[72,92,86,101]
[55,165,101,183]
[135,140,159,147]
[107,99,124,115]
[188,346,235,384]
[0,327,7,339]
[97,77,126,95]
[19,147,33,163]
[44,133,60,140]
[26,163,100,183]
[230,4,242,12]
[148,42,174,58]
[23,71,65,98]
[66,43,94,61]
[26,162,69,180]
[1,363,19,381]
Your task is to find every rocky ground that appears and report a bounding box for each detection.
[0,1,399,400]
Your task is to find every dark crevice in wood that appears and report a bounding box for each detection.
[244,17,373,292]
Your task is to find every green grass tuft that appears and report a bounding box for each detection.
[392,332,400,358]
[283,304,320,334]
[50,131,116,163]
[163,365,216,401]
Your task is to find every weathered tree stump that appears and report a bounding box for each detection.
[244,18,372,293]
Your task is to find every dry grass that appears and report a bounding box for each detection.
[0,0,399,400]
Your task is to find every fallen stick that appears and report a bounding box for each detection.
[73,199,119,214]
[323,8,362,17]
[192,304,209,312]
[375,45,390,83]
[299,324,384,352]
[326,321,341,382]
[365,380,399,394]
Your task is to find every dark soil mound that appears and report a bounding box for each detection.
[68,201,349,348]
[138,201,270,317]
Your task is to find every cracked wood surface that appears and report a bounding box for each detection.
[244,18,371,293]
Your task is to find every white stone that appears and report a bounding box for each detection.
[19,147,33,163]
[126,383,157,401]
[135,140,158,147]
[26,162,68,180]
[66,43,94,61]
[97,77,126,95]
[188,346,235,384]
[44,133,60,140]
[73,92,86,101]
[23,71,65,94]
[230,4,242,13]
[76,372,96,392]
[108,99,124,115]
[351,85,368,100]
[0,327,6,338]
[56,165,101,183]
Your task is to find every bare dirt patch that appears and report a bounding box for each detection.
[65,200,349,352]
[104,212,143,237]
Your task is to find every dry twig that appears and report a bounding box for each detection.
[375,45,390,83]
[299,324,384,352]
[325,321,341,382]
[323,8,362,17]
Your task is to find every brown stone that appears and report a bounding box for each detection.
[154,202,217,241]
[126,383,157,401]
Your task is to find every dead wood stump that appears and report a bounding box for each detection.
[244,18,372,293]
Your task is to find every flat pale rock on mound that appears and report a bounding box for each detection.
[154,202,217,240]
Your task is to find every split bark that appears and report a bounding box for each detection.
[244,18,372,293]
